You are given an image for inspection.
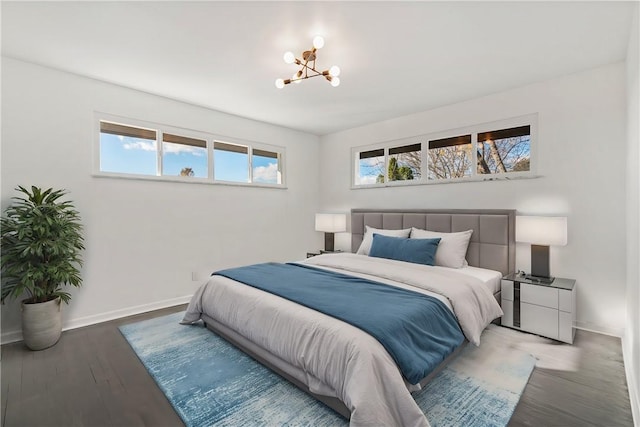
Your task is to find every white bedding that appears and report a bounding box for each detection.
[182,253,503,427]
[452,265,503,295]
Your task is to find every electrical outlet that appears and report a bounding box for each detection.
[191,271,200,281]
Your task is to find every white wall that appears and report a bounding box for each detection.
[1,58,321,342]
[625,4,640,424]
[319,62,627,336]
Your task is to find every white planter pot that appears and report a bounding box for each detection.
[21,297,62,351]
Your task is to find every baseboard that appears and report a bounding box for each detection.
[1,295,192,345]
[575,321,624,338]
[622,334,640,427]
[1,330,24,345]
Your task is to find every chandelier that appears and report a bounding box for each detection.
[275,36,341,89]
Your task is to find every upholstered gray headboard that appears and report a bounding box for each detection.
[351,209,516,276]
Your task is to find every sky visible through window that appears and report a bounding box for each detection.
[214,149,248,182]
[100,134,157,175]
[253,153,280,184]
[100,133,278,183]
[358,155,384,185]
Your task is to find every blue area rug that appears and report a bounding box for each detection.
[120,312,535,427]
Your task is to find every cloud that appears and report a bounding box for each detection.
[123,140,156,151]
[122,139,205,157]
[253,163,279,183]
[164,143,206,157]
[358,175,379,185]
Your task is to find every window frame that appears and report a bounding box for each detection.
[93,112,286,188]
[351,113,537,188]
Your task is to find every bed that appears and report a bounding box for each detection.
[182,209,516,427]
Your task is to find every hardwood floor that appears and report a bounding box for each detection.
[2,306,186,427]
[1,305,634,426]
[510,329,634,426]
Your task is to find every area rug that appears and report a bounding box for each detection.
[120,312,535,427]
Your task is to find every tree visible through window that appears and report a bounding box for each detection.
[477,126,530,174]
[387,143,420,182]
[428,135,473,180]
[358,149,385,185]
[353,115,534,187]
[162,133,207,178]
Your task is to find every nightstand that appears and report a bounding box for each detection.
[501,273,576,343]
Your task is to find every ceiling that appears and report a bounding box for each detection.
[1,1,635,135]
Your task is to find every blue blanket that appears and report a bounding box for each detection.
[214,263,464,384]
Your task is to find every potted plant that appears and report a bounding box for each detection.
[1,186,84,350]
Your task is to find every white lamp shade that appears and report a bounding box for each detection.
[516,216,567,246]
[315,213,347,233]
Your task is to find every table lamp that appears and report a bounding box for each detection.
[516,216,567,284]
[315,213,347,252]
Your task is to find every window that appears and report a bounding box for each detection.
[352,114,535,188]
[389,144,421,182]
[162,133,207,178]
[214,142,249,183]
[427,135,472,180]
[100,122,157,176]
[357,149,385,185]
[477,126,530,174]
[96,114,285,187]
[252,149,281,185]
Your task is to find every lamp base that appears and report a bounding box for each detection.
[524,274,555,284]
[324,232,335,252]
[531,244,551,278]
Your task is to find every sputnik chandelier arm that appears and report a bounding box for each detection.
[275,36,340,88]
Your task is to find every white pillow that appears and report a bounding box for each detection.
[410,228,473,268]
[356,226,411,255]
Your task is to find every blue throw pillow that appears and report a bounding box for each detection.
[369,233,441,266]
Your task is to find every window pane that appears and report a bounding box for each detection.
[252,149,280,184]
[162,134,207,178]
[214,141,249,182]
[99,122,157,176]
[428,135,472,180]
[357,149,385,184]
[388,143,421,181]
[477,126,530,174]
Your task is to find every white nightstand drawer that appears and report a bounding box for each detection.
[501,299,513,327]
[501,280,514,301]
[521,302,559,340]
[521,283,558,309]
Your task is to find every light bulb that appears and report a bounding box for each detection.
[275,78,285,89]
[292,73,302,84]
[330,77,340,87]
[329,65,341,77]
[283,51,295,64]
[313,36,325,49]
